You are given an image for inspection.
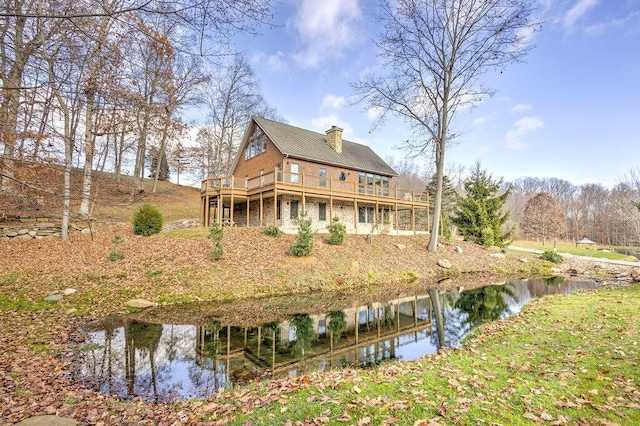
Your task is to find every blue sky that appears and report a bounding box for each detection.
[225,0,640,187]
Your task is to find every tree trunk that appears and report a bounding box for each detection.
[79,87,96,217]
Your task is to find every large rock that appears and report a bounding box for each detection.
[437,259,452,269]
[16,415,77,426]
[489,253,506,259]
[126,299,157,309]
[632,267,640,282]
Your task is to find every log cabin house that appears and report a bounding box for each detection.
[200,116,430,234]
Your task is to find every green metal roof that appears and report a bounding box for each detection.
[253,116,398,177]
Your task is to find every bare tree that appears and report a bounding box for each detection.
[201,55,280,178]
[520,192,566,245]
[352,0,537,251]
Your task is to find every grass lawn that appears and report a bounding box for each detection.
[512,240,638,262]
[190,284,640,425]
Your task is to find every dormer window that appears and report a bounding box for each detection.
[245,126,268,160]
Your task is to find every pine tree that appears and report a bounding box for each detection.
[452,162,513,247]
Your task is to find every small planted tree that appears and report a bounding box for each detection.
[108,234,124,261]
[289,211,316,256]
[208,222,224,260]
[132,204,164,236]
[326,216,346,245]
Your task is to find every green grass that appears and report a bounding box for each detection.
[208,284,640,425]
[512,240,638,262]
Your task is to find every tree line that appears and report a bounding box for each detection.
[420,162,640,248]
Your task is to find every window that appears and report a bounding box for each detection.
[244,126,268,160]
[319,203,327,221]
[358,206,366,223]
[319,168,327,187]
[290,163,299,184]
[290,200,299,219]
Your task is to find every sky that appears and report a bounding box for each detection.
[210,0,640,187]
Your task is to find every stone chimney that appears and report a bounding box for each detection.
[325,126,343,153]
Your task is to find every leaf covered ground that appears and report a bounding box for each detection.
[1,226,639,425]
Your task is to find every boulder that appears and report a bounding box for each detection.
[395,244,406,250]
[456,246,463,254]
[63,288,77,296]
[632,267,640,282]
[489,253,506,259]
[16,415,77,426]
[437,259,452,269]
[126,299,157,309]
[44,294,63,302]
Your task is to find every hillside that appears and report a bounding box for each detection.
[0,159,201,223]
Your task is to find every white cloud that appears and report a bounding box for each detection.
[505,116,544,149]
[251,51,288,72]
[310,115,353,135]
[321,94,346,110]
[512,103,532,113]
[291,0,362,68]
[564,0,599,31]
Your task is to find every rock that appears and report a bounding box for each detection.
[14,233,33,240]
[44,294,63,302]
[126,299,157,309]
[66,308,77,315]
[63,288,77,296]
[395,244,406,250]
[520,258,528,263]
[16,415,78,426]
[437,259,452,269]
[437,243,445,249]
[456,246,463,254]
[632,267,640,282]
[81,228,92,234]
[489,253,506,259]
[550,267,562,274]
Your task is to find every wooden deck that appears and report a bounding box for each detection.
[200,170,430,231]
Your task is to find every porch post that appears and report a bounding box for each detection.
[260,192,264,226]
[246,198,250,227]
[354,199,358,235]
[230,177,234,226]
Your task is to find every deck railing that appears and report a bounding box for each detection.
[202,169,428,203]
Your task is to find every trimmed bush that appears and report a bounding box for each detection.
[132,204,163,236]
[480,227,495,247]
[326,216,346,245]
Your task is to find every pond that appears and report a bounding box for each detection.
[77,277,598,403]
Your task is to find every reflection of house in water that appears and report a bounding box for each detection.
[79,278,599,403]
[192,294,437,381]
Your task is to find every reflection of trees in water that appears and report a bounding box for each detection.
[289,314,316,359]
[125,321,163,402]
[436,283,518,348]
[327,311,347,344]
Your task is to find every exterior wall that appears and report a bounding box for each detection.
[233,137,286,180]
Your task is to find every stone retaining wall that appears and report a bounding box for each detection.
[0,217,90,241]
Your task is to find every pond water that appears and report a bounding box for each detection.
[77,277,598,403]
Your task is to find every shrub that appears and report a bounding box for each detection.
[326,216,346,245]
[262,225,282,237]
[541,250,563,264]
[132,204,163,236]
[208,222,224,260]
[289,211,316,256]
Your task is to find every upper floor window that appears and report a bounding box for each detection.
[244,126,268,160]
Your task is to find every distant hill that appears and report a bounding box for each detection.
[1,159,201,224]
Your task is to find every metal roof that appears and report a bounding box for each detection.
[253,116,398,177]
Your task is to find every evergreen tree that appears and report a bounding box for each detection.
[452,162,513,247]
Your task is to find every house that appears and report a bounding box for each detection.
[200,116,430,234]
